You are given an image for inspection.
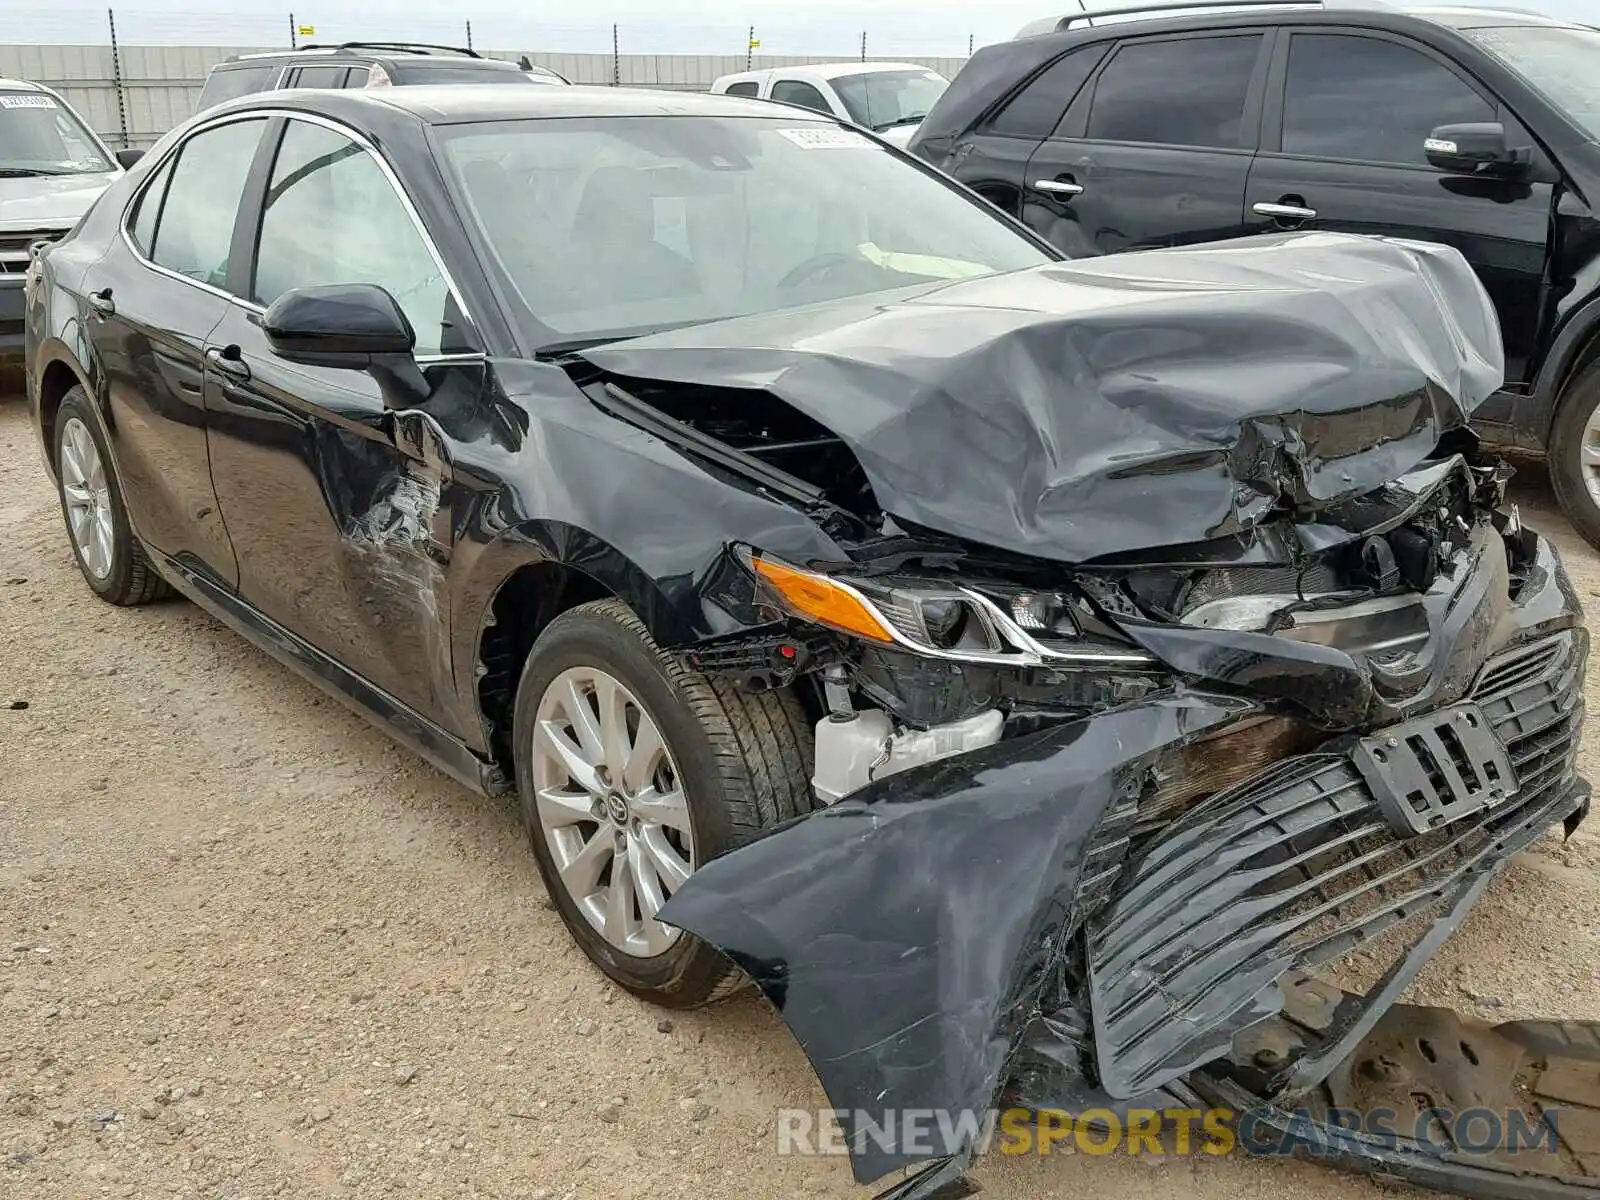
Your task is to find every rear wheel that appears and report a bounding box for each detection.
[512,598,814,1008]
[52,388,170,605]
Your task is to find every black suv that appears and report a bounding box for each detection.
[911,2,1600,545]
[196,42,541,110]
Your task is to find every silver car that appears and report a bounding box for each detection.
[1,78,132,370]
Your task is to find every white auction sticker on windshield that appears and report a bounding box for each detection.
[775,127,872,150]
[0,93,58,108]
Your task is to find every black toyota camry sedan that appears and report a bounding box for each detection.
[24,85,1597,1200]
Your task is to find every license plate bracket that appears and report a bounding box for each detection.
[1350,703,1518,836]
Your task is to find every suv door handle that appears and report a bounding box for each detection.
[87,288,115,317]
[1032,178,1085,197]
[1253,201,1317,221]
[205,345,251,384]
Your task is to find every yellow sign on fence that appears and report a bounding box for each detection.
[297,25,316,37]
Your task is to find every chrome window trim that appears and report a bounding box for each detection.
[117,105,478,340]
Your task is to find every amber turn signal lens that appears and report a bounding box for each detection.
[752,558,895,644]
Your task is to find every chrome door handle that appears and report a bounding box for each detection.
[88,288,115,317]
[205,346,251,384]
[1253,201,1317,220]
[1031,179,1085,197]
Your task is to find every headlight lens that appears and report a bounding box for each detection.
[751,557,896,643]
[1009,591,1079,638]
[747,552,1153,667]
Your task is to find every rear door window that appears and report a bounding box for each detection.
[724,81,760,98]
[146,117,268,291]
[197,64,279,108]
[1086,34,1264,149]
[986,44,1109,138]
[770,80,833,114]
[287,65,351,89]
[1280,33,1494,165]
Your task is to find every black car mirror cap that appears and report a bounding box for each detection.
[262,283,417,359]
[114,147,145,170]
[262,284,429,408]
[1424,122,1528,178]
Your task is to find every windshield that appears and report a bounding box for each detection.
[1465,24,1600,140]
[0,91,113,175]
[438,115,1049,346]
[832,69,949,130]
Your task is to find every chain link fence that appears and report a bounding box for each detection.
[0,7,985,146]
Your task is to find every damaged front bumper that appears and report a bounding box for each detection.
[657,526,1594,1200]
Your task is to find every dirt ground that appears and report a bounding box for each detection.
[2,395,1599,1200]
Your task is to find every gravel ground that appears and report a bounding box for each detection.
[2,395,1599,1200]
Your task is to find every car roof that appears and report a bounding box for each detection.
[1012,1,1586,37]
[714,61,942,85]
[222,83,836,125]
[222,46,506,66]
[0,77,49,91]
[1403,5,1587,29]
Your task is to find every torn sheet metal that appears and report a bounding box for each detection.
[659,522,1588,1195]
[582,231,1502,563]
[656,693,1251,1185]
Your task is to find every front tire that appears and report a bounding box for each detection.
[52,388,170,605]
[512,598,814,1008]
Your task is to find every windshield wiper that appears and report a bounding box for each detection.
[0,166,69,178]
[532,320,710,362]
[873,115,927,132]
[533,334,642,362]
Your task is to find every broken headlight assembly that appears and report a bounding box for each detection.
[745,552,1151,667]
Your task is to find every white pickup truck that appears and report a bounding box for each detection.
[709,61,949,147]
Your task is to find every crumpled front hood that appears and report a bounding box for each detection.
[582,231,1502,563]
[0,171,119,232]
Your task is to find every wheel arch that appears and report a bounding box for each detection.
[1533,298,1600,443]
[460,520,703,780]
[32,347,94,482]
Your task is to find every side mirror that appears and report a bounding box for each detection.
[262,283,427,407]
[1424,122,1527,178]
[114,147,145,169]
[263,283,415,358]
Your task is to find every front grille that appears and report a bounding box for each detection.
[0,228,66,276]
[1085,630,1588,1100]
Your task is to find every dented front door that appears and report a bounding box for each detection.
[200,303,458,720]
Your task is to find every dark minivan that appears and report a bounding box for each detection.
[911,2,1600,546]
[196,42,542,110]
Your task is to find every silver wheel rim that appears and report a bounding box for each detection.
[59,417,115,581]
[532,666,694,958]
[1584,405,1600,509]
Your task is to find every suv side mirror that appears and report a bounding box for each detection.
[262,283,428,407]
[114,147,145,169]
[1424,122,1527,178]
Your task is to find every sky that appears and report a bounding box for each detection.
[1,0,1594,56]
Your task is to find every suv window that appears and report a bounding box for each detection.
[147,118,267,290]
[1086,34,1263,148]
[771,80,832,114]
[724,81,760,98]
[1282,34,1495,165]
[198,64,279,108]
[252,119,450,355]
[986,44,1109,139]
[288,65,350,89]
